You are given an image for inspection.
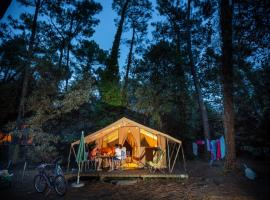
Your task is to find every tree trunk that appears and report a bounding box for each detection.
[173,1,189,134]
[108,0,130,81]
[58,41,64,69]
[65,41,71,91]
[122,26,135,106]
[187,0,210,142]
[65,17,74,91]
[220,0,236,170]
[17,0,41,126]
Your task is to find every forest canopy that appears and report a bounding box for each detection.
[0,0,269,166]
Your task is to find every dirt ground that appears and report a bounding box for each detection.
[1,159,270,200]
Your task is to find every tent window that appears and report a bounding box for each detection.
[102,129,119,147]
[140,129,157,147]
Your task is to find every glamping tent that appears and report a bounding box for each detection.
[68,117,186,173]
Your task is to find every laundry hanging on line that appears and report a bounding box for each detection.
[192,136,226,160]
[192,142,198,156]
[220,136,226,159]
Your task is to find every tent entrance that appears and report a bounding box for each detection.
[122,132,140,168]
[122,132,137,157]
[123,140,132,157]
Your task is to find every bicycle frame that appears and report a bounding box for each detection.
[35,158,66,196]
[37,164,56,188]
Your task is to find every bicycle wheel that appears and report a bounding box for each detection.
[54,175,66,196]
[34,175,47,193]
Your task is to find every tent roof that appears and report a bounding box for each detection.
[71,117,181,146]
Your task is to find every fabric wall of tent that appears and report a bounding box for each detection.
[67,117,186,173]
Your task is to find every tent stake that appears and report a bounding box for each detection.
[170,144,180,173]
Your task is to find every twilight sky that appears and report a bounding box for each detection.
[1,0,161,75]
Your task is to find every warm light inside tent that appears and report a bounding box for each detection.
[102,129,118,147]
[140,129,157,147]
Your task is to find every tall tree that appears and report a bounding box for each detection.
[100,0,151,106]
[47,0,102,90]
[17,0,42,126]
[98,0,130,107]
[220,0,235,169]
[0,0,12,19]
[107,0,131,82]
[156,0,191,134]
[0,37,27,126]
[122,0,152,106]
[73,39,108,80]
[186,0,210,143]
[133,41,182,130]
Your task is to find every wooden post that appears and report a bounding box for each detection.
[21,161,27,182]
[166,139,171,172]
[72,145,77,160]
[170,143,176,163]
[181,143,187,173]
[170,144,180,173]
[67,146,72,172]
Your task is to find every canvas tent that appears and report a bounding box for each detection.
[68,117,186,173]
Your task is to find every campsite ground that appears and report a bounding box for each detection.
[1,158,270,200]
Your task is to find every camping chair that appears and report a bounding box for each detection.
[84,150,97,171]
[132,150,147,168]
[85,158,98,171]
[145,148,165,173]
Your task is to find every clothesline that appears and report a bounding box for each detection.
[192,136,226,163]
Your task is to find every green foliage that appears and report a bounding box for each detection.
[28,76,94,126]
[98,80,122,107]
[0,37,28,125]
[131,41,193,137]
[26,127,59,163]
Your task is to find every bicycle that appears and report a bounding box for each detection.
[33,157,67,196]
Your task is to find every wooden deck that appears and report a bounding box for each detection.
[64,169,188,180]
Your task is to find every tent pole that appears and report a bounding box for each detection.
[181,143,187,173]
[166,139,171,172]
[72,145,77,160]
[67,146,72,172]
[170,143,176,163]
[170,143,180,173]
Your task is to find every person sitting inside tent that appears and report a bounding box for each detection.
[120,145,127,168]
[88,143,102,171]
[109,144,122,171]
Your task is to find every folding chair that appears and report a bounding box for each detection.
[145,148,165,173]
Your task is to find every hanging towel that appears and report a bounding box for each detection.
[192,142,198,156]
[210,140,217,161]
[216,139,221,160]
[196,140,205,145]
[206,139,210,151]
[220,136,226,159]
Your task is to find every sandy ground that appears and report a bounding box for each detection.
[1,159,270,200]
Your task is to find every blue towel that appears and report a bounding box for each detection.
[206,139,210,151]
[210,140,217,161]
[220,136,226,159]
[192,142,198,156]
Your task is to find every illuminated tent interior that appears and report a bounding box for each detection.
[69,117,186,172]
